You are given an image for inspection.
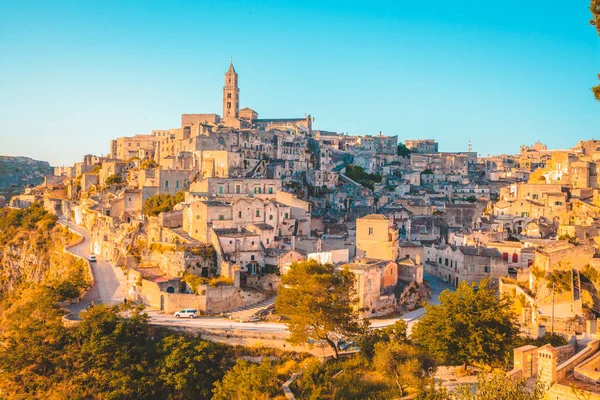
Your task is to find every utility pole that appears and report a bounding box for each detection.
[552,280,555,334]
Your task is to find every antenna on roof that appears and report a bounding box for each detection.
[468,138,472,153]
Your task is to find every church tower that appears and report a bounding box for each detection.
[223,61,239,119]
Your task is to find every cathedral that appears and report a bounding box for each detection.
[219,61,312,135]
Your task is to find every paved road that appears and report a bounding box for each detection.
[371,272,454,333]
[61,219,454,334]
[61,219,127,317]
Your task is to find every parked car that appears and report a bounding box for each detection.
[174,309,197,319]
[89,255,97,262]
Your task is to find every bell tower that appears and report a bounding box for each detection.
[223,60,239,119]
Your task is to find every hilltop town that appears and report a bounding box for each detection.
[9,62,600,398]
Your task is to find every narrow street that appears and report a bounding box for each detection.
[61,219,127,317]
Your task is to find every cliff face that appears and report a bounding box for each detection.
[0,206,88,298]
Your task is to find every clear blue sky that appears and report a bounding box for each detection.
[0,0,598,165]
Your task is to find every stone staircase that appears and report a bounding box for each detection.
[229,296,276,322]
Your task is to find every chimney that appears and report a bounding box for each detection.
[237,226,242,233]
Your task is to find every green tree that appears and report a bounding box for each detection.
[212,360,283,400]
[156,335,228,399]
[67,304,157,398]
[373,341,436,396]
[412,280,519,370]
[275,260,361,358]
[143,192,185,217]
[357,319,408,361]
[452,372,546,400]
[397,143,412,157]
[105,174,122,185]
[591,1,600,99]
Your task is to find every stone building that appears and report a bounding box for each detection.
[356,214,399,261]
[338,259,398,318]
[424,244,507,287]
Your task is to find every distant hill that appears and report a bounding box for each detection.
[0,156,53,200]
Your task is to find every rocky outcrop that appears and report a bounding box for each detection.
[0,224,80,298]
[0,156,52,188]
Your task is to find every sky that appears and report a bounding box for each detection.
[0,0,598,166]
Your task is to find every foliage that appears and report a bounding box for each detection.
[213,359,285,400]
[451,371,546,400]
[105,174,123,185]
[293,356,394,400]
[140,159,158,169]
[156,335,228,399]
[374,341,436,396]
[421,168,434,175]
[591,1,600,100]
[465,195,477,203]
[344,164,382,191]
[412,280,519,369]
[0,202,57,244]
[397,143,412,157]
[143,192,185,217]
[545,269,572,293]
[357,320,408,360]
[275,260,361,358]
[182,272,234,293]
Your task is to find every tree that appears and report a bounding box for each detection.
[397,143,412,157]
[591,1,600,99]
[357,319,408,360]
[143,192,185,217]
[156,335,228,399]
[412,280,519,370]
[275,260,361,358]
[212,360,284,400]
[451,371,546,400]
[105,174,122,185]
[373,341,436,396]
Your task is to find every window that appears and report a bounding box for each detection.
[439,257,442,264]
[269,215,273,220]
[368,227,374,235]
[268,187,274,194]
[484,266,490,273]
[236,185,241,194]
[512,253,518,263]
[555,201,563,206]
[503,252,509,261]
[285,212,289,219]
[256,210,260,217]
[230,240,233,244]
[238,211,242,218]
[165,180,169,189]
[266,238,270,244]
[219,215,224,220]
[533,194,539,200]
[227,93,231,99]
[367,279,372,291]
[227,102,231,109]
[250,255,255,261]
[445,258,448,266]
[175,181,179,189]
[218,186,223,194]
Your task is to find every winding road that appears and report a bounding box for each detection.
[62,219,454,333]
[62,219,127,317]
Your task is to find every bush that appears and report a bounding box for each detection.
[105,175,122,185]
[143,192,185,217]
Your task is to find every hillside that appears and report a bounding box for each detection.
[0,155,53,201]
